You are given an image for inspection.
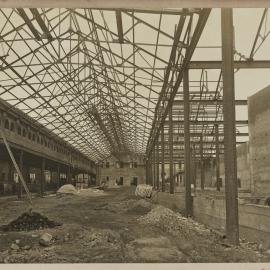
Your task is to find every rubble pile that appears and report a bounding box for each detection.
[135,184,153,198]
[138,205,211,238]
[57,184,77,195]
[81,229,120,248]
[125,199,153,215]
[0,211,62,231]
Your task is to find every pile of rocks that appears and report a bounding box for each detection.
[138,205,211,238]
[1,211,61,231]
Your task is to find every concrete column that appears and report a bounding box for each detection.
[57,163,60,188]
[67,165,72,184]
[18,150,23,198]
[221,8,239,245]
[184,68,192,217]
[40,158,45,196]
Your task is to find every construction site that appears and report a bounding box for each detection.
[0,3,270,264]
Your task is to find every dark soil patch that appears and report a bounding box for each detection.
[0,211,62,231]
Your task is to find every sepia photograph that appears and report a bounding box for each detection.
[0,0,269,267]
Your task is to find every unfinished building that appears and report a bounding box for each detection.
[0,3,270,264]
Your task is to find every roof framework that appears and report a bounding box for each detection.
[0,8,269,162]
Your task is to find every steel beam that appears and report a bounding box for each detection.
[163,120,248,125]
[30,8,53,41]
[17,9,41,41]
[221,8,239,245]
[115,10,124,44]
[189,60,270,69]
[163,132,249,137]
[173,99,247,106]
[184,69,192,217]
[147,9,210,156]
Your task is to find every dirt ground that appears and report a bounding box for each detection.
[0,186,269,263]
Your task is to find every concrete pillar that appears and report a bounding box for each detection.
[57,163,60,188]
[40,158,45,196]
[18,150,23,198]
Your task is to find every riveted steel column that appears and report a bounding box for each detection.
[200,135,205,190]
[169,104,174,194]
[184,68,192,217]
[152,149,156,188]
[221,8,239,245]
[215,124,221,191]
[161,126,165,192]
[145,159,148,184]
[156,143,160,190]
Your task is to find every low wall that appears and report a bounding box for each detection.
[155,190,270,244]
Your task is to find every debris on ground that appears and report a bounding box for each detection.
[135,184,153,198]
[125,236,186,263]
[10,243,20,250]
[138,205,211,238]
[57,184,78,195]
[0,211,62,231]
[80,228,121,249]
[39,233,53,247]
[125,199,153,215]
[0,187,269,263]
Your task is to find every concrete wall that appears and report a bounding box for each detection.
[155,190,270,244]
[248,85,270,195]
